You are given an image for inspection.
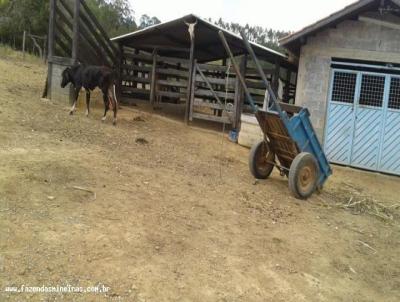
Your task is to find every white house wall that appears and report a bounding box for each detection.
[295,18,400,141]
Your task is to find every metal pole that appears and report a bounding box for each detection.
[238,30,284,115]
[218,31,258,113]
[233,55,247,129]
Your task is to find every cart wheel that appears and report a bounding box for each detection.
[288,153,319,199]
[249,141,275,179]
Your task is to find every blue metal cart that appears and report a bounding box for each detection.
[219,31,332,199]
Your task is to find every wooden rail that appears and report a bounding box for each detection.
[118,46,297,127]
[79,0,118,59]
[49,0,118,66]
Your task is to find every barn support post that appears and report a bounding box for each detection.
[133,49,139,88]
[189,60,197,121]
[46,0,56,99]
[184,21,197,124]
[233,55,247,129]
[117,42,123,102]
[221,58,227,93]
[72,0,80,63]
[272,60,280,97]
[284,69,292,103]
[149,48,158,106]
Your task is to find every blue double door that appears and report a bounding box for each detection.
[324,69,400,175]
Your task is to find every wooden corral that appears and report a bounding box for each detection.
[113,15,298,129]
[46,2,298,130]
[46,0,118,101]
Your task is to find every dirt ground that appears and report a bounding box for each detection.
[0,50,399,302]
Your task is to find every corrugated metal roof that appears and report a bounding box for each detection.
[111,14,297,69]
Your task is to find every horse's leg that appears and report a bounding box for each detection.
[69,86,81,115]
[102,89,109,122]
[85,89,91,117]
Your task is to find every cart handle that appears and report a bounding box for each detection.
[238,30,285,118]
[218,31,259,113]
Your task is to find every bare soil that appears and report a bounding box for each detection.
[0,51,399,302]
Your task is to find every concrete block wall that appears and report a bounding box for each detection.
[49,62,73,105]
[295,18,400,142]
[48,61,106,112]
[238,114,264,148]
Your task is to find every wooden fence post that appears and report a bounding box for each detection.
[133,49,139,88]
[233,55,247,129]
[22,31,26,59]
[117,42,123,102]
[189,60,197,121]
[72,0,80,63]
[283,69,292,103]
[43,35,48,63]
[272,60,280,97]
[149,48,158,106]
[184,21,197,124]
[46,0,56,99]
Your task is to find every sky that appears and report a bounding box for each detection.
[130,0,356,32]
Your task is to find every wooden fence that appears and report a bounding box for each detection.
[48,0,118,66]
[46,0,120,100]
[120,48,297,128]
[46,1,297,128]
[120,47,190,106]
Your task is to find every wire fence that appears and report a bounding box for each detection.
[0,31,47,63]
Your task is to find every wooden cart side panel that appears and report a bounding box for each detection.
[287,110,332,185]
[256,111,299,169]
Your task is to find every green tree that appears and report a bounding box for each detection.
[138,14,161,29]
[0,0,49,45]
[210,18,291,52]
[0,0,137,49]
[86,0,137,37]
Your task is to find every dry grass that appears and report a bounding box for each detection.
[1,48,400,302]
[338,195,400,222]
[324,182,400,223]
[0,44,45,65]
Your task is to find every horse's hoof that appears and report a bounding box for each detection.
[69,111,74,115]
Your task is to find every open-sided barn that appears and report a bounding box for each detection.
[45,0,297,131]
[111,15,297,128]
[280,0,400,176]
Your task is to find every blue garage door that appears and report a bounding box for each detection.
[325,69,400,175]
